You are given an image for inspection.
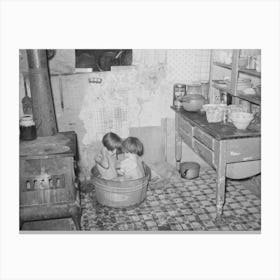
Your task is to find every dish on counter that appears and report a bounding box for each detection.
[227,105,248,122]
[229,112,254,130]
[182,94,205,112]
[202,104,228,123]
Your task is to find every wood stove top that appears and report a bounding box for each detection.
[20,131,77,159]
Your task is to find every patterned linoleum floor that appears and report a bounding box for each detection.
[80,169,261,232]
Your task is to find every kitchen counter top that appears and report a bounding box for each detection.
[171,106,260,140]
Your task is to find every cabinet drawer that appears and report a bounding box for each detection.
[178,116,194,136]
[193,139,216,168]
[179,128,193,148]
[193,127,215,150]
[226,137,261,163]
[226,160,261,179]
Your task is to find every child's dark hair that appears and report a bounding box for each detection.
[102,132,122,154]
[122,137,144,156]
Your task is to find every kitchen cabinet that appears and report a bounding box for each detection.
[172,49,261,217]
[172,107,261,217]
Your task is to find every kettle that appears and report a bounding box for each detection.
[179,162,200,180]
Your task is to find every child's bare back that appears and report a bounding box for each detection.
[94,132,122,180]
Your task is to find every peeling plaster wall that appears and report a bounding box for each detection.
[19,49,212,178]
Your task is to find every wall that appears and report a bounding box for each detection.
[19,49,212,178]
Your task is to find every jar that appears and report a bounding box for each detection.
[173,84,186,108]
[20,115,37,141]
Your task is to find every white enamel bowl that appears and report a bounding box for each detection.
[230,112,254,130]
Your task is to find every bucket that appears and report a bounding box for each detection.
[180,162,200,179]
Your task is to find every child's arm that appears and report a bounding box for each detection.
[95,148,109,169]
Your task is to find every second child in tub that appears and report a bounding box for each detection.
[116,137,145,180]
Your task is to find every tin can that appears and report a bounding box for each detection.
[173,84,186,108]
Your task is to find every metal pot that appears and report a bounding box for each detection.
[180,162,200,180]
[182,94,205,112]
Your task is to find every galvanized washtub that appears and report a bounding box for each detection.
[91,163,151,208]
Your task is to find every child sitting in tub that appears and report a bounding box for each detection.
[116,137,145,180]
[95,132,122,180]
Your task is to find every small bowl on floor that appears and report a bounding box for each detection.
[179,162,200,180]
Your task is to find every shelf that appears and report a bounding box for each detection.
[213,62,232,70]
[237,93,261,105]
[212,83,261,105]
[238,68,261,78]
[213,62,261,78]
